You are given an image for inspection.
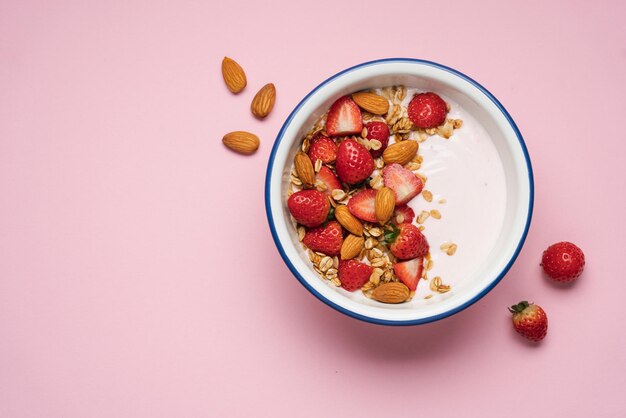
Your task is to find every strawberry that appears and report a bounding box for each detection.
[302,221,343,256]
[365,121,389,158]
[407,92,448,129]
[326,96,363,137]
[347,189,377,223]
[316,166,341,195]
[392,205,415,225]
[541,242,585,283]
[382,163,423,205]
[308,134,337,164]
[388,223,429,260]
[509,301,548,342]
[335,138,375,185]
[394,257,424,291]
[287,190,330,227]
[338,259,373,291]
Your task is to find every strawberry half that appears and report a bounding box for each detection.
[302,221,343,256]
[392,205,415,225]
[407,92,448,129]
[326,96,363,137]
[316,166,341,195]
[394,257,424,291]
[335,138,375,185]
[382,163,423,205]
[287,190,330,227]
[308,134,337,164]
[389,223,429,260]
[347,189,377,223]
[338,259,373,291]
[365,121,390,158]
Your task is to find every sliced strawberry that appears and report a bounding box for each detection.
[394,257,424,291]
[326,96,363,137]
[389,223,429,260]
[302,221,343,256]
[407,92,448,129]
[347,189,377,223]
[335,138,375,184]
[365,121,389,158]
[383,163,423,205]
[308,134,337,164]
[316,166,341,195]
[393,205,415,225]
[338,259,373,291]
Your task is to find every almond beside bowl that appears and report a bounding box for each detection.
[265,58,533,325]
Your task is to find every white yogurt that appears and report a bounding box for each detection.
[398,90,507,300]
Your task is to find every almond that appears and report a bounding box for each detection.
[352,92,390,115]
[375,187,395,224]
[371,282,410,304]
[383,140,419,165]
[222,131,259,154]
[221,57,247,94]
[251,83,276,118]
[340,234,364,260]
[294,152,315,188]
[335,205,363,236]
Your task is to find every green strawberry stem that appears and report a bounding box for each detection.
[325,206,335,223]
[508,301,530,314]
[350,178,372,190]
[384,224,400,244]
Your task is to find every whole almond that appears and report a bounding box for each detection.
[371,282,410,304]
[340,234,364,260]
[221,57,247,94]
[352,92,390,115]
[383,140,419,165]
[375,187,395,224]
[222,131,259,155]
[335,205,363,236]
[294,152,315,188]
[251,83,276,118]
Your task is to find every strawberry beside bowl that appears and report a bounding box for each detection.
[265,58,533,325]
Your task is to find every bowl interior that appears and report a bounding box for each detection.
[266,60,532,325]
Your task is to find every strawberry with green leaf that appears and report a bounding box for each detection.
[509,301,548,342]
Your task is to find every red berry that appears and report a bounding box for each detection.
[394,257,424,291]
[338,259,373,292]
[382,163,423,205]
[316,166,341,195]
[407,92,448,129]
[509,301,548,342]
[302,221,343,256]
[392,205,415,225]
[389,223,429,260]
[347,189,377,223]
[541,242,585,283]
[365,121,389,158]
[326,96,363,137]
[308,134,337,164]
[335,138,375,185]
[287,190,330,227]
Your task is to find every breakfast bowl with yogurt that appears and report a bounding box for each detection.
[265,59,533,325]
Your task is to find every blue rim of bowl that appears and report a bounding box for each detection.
[264,58,534,326]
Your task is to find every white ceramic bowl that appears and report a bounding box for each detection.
[265,59,533,325]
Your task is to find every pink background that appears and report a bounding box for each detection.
[1,0,625,416]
